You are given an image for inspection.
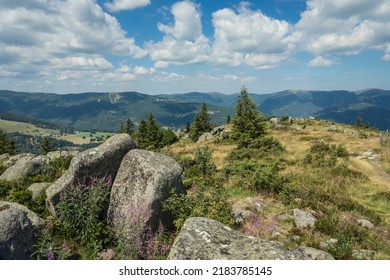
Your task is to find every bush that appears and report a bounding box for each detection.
[57,176,113,256]
[194,146,216,175]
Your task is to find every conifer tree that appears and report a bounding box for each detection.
[135,113,163,151]
[356,116,362,128]
[189,103,212,142]
[0,129,16,155]
[232,86,266,148]
[119,122,126,133]
[125,118,135,136]
[40,137,54,155]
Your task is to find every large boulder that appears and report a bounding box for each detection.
[108,149,185,234]
[0,155,49,182]
[168,217,309,260]
[28,183,51,201]
[46,150,79,160]
[0,201,44,260]
[46,134,137,216]
[2,153,35,169]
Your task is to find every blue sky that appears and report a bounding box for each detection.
[1,0,390,94]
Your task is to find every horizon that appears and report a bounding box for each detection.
[1,0,390,94]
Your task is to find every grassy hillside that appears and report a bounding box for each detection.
[0,119,60,136]
[168,119,390,259]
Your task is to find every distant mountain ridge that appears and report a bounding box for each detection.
[0,88,389,131]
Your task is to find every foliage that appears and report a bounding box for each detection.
[303,142,349,168]
[43,155,72,179]
[40,137,54,155]
[355,115,362,128]
[189,103,212,142]
[0,128,16,155]
[164,181,233,231]
[57,176,113,257]
[194,146,216,175]
[161,128,179,147]
[119,118,135,136]
[231,87,267,148]
[242,214,278,239]
[115,194,172,260]
[135,113,164,151]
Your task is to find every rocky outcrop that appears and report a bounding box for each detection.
[0,155,49,182]
[357,219,374,229]
[0,201,44,260]
[2,153,35,169]
[197,132,214,143]
[46,150,79,160]
[28,183,51,201]
[108,149,185,234]
[168,217,309,260]
[293,209,316,229]
[46,134,137,216]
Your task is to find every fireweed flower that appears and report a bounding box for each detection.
[47,250,55,260]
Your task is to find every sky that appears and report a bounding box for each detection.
[1,0,390,94]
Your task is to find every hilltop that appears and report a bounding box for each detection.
[1,88,389,133]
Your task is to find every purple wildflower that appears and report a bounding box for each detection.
[47,250,55,260]
[46,219,53,230]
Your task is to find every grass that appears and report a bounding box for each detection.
[0,119,60,136]
[58,132,115,144]
[168,119,390,259]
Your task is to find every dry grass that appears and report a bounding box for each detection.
[0,119,59,136]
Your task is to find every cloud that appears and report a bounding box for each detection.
[147,1,210,67]
[308,56,338,67]
[211,3,294,69]
[0,0,146,78]
[294,0,390,59]
[105,0,150,12]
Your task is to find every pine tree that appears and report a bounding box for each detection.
[40,137,54,155]
[227,115,231,125]
[125,118,135,136]
[119,122,126,133]
[232,86,266,148]
[162,128,178,147]
[135,113,163,151]
[189,103,212,142]
[0,129,16,155]
[356,116,362,128]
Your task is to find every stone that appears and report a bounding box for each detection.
[325,125,337,131]
[2,153,35,168]
[231,208,254,226]
[28,183,51,201]
[211,125,226,136]
[46,134,137,216]
[108,149,185,234]
[270,118,281,126]
[0,155,49,182]
[197,132,214,143]
[357,219,374,229]
[352,249,375,260]
[231,197,265,225]
[168,217,309,260]
[0,201,43,260]
[293,209,316,229]
[277,214,293,222]
[0,153,10,161]
[292,246,335,260]
[344,129,359,137]
[46,150,79,160]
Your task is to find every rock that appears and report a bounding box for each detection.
[277,214,293,222]
[293,209,316,229]
[325,125,337,131]
[0,153,10,161]
[28,183,51,201]
[352,249,375,260]
[344,129,359,137]
[168,217,309,260]
[0,155,49,182]
[231,197,265,225]
[197,132,214,143]
[0,201,44,260]
[308,116,315,120]
[270,118,281,126]
[46,150,79,160]
[108,149,185,234]
[293,246,335,260]
[290,124,303,131]
[211,125,226,136]
[362,150,374,158]
[46,134,137,216]
[321,238,338,249]
[2,153,36,169]
[357,219,374,229]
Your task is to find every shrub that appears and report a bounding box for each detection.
[57,176,113,256]
[194,146,216,175]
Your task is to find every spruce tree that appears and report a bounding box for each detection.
[189,103,212,142]
[232,86,266,148]
[135,113,163,151]
[119,122,126,133]
[356,116,362,128]
[125,118,135,136]
[0,129,16,155]
[40,137,54,155]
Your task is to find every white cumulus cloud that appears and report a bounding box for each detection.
[147,1,210,68]
[308,56,338,67]
[105,0,151,12]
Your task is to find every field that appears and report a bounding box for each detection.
[0,119,60,136]
[58,131,115,144]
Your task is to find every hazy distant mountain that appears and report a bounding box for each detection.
[1,88,389,131]
[0,90,234,132]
